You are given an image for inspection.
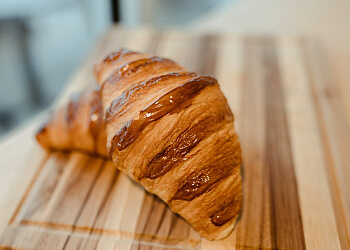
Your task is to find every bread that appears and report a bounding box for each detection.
[36,49,243,240]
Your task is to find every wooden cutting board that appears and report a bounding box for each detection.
[0,27,349,249]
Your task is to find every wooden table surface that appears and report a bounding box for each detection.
[0,27,349,249]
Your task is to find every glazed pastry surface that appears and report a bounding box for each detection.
[37,49,242,240]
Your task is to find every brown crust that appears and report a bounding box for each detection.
[142,103,231,180]
[36,49,243,240]
[102,57,180,90]
[105,72,197,123]
[96,50,242,240]
[109,75,218,153]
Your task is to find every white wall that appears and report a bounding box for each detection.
[0,0,112,133]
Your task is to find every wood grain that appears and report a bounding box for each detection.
[0,27,348,249]
[277,37,340,249]
[302,39,350,249]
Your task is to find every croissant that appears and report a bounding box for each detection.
[36,49,243,240]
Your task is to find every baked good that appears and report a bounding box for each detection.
[37,49,242,240]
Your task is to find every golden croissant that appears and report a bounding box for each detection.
[36,49,243,240]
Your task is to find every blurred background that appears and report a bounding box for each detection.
[0,0,231,137]
[0,0,349,137]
